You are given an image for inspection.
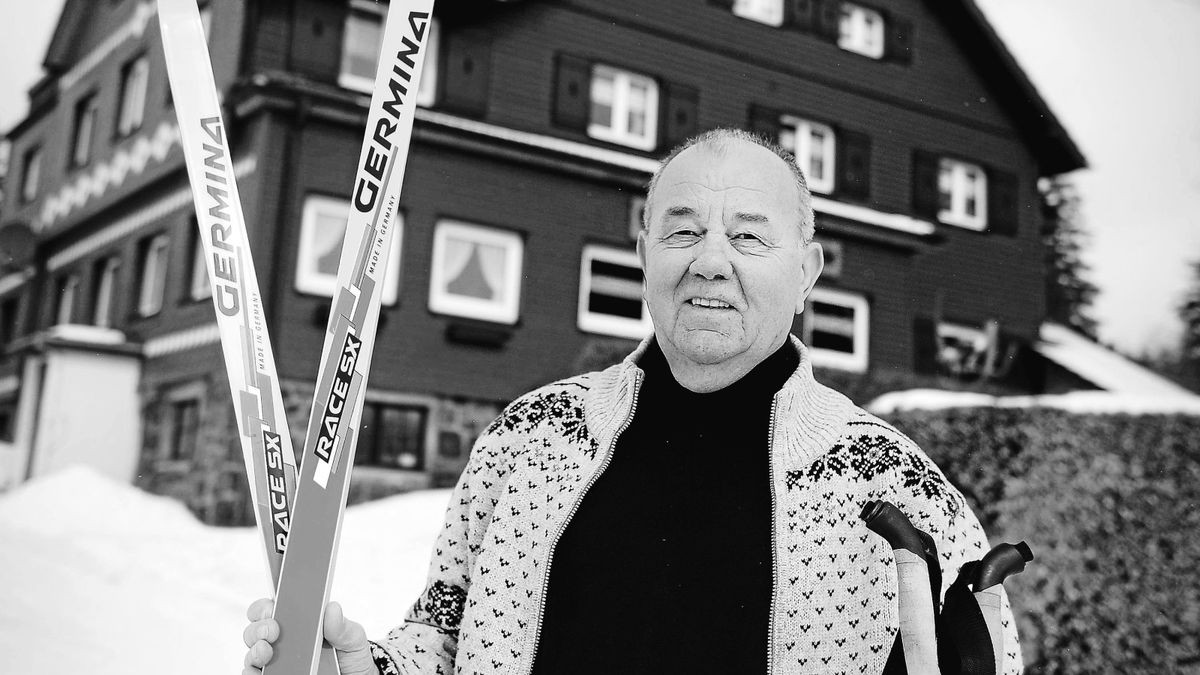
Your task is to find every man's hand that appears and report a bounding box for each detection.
[241,598,381,675]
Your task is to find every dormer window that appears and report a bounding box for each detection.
[838,3,886,59]
[71,94,99,168]
[116,55,149,137]
[732,0,784,27]
[780,116,836,195]
[938,158,988,230]
[588,64,659,151]
[339,1,438,107]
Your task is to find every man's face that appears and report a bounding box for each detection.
[638,140,823,373]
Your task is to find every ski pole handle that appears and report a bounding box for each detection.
[861,500,941,675]
[970,542,1034,674]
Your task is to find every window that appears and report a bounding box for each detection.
[936,322,989,378]
[578,245,653,340]
[588,64,659,151]
[167,399,200,461]
[71,94,99,168]
[0,296,19,346]
[295,195,403,305]
[838,3,886,59]
[116,55,150,137]
[56,274,80,326]
[92,256,121,327]
[800,287,869,372]
[816,239,844,279]
[0,397,15,443]
[732,0,784,26]
[428,221,523,324]
[938,158,988,230]
[189,226,212,301]
[199,5,213,42]
[780,115,836,194]
[20,147,42,203]
[339,3,438,107]
[355,402,426,470]
[137,234,170,316]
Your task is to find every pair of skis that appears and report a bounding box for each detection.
[158,1,436,673]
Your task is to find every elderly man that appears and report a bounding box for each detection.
[243,129,1019,674]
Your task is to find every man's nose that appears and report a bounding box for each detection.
[689,234,733,280]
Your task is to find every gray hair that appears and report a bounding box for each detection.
[642,128,816,242]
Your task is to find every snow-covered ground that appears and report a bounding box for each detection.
[0,466,450,674]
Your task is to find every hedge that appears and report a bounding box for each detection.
[882,407,1200,674]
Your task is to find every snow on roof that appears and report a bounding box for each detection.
[1035,322,1199,398]
[867,388,1200,416]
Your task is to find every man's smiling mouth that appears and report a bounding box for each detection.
[689,298,733,309]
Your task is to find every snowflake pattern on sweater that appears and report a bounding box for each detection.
[371,338,1022,674]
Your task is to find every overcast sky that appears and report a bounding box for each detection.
[2,0,1198,355]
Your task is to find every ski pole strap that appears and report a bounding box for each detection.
[938,561,994,675]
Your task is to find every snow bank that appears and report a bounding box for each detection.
[866,388,1200,415]
[0,465,450,674]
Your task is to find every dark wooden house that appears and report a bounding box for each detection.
[0,0,1085,516]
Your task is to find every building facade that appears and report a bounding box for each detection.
[0,0,1084,517]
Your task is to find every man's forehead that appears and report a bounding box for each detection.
[655,141,797,207]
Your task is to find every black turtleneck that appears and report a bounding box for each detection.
[531,340,799,674]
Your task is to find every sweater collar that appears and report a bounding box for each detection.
[584,335,856,470]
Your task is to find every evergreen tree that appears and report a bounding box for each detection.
[1041,176,1099,338]
[1180,260,1200,388]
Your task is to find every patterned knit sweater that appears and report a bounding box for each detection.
[370,337,1022,674]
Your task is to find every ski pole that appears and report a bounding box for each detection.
[969,542,1033,675]
[862,500,941,675]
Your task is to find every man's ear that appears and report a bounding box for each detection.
[794,241,824,314]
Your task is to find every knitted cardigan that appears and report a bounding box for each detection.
[371,337,1022,674]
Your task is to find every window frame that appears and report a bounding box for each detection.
[20,146,42,203]
[92,256,122,328]
[937,158,988,230]
[294,194,403,305]
[577,244,653,340]
[137,234,171,317]
[428,220,524,325]
[116,54,150,137]
[731,0,785,27]
[354,400,428,471]
[0,296,19,347]
[587,64,660,152]
[70,93,100,168]
[802,287,870,372]
[780,115,837,195]
[165,397,202,462]
[837,2,886,60]
[189,223,212,302]
[56,273,81,326]
[338,3,438,108]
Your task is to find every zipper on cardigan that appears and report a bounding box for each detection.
[524,369,644,674]
[766,393,781,674]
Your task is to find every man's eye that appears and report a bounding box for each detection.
[733,233,763,243]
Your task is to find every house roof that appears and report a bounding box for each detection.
[932,0,1087,175]
[1035,323,1199,398]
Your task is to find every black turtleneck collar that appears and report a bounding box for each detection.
[635,337,800,410]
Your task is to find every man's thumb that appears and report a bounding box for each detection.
[323,601,376,674]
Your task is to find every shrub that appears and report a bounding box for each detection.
[883,408,1200,674]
